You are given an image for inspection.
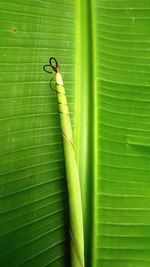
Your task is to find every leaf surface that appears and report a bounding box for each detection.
[0,1,76,266]
[93,1,150,266]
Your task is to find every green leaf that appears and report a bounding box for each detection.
[0,1,76,266]
[2,0,150,267]
[92,1,150,266]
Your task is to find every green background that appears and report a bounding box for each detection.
[1,0,150,267]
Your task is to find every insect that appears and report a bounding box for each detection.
[43,58,84,267]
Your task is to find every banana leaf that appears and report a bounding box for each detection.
[92,1,150,266]
[1,0,150,267]
[0,0,76,266]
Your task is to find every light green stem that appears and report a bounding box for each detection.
[55,70,85,267]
